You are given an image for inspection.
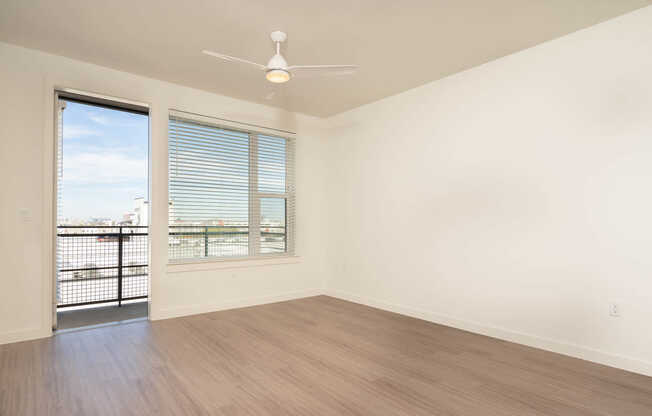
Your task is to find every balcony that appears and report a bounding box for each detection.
[168,225,287,259]
[56,225,287,312]
[57,226,148,308]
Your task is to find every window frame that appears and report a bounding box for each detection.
[167,110,296,263]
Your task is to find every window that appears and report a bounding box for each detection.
[168,113,295,261]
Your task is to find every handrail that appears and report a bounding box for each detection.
[57,225,148,228]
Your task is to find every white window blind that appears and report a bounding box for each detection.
[168,114,295,260]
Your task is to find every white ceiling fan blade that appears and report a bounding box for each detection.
[291,70,357,79]
[288,64,358,73]
[202,50,267,70]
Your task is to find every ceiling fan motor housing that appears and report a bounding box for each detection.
[267,53,288,70]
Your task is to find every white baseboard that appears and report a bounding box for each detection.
[0,327,51,346]
[1,290,321,345]
[151,288,322,321]
[5,287,651,379]
[324,289,652,378]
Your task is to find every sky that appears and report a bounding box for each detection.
[60,100,148,222]
[59,102,285,226]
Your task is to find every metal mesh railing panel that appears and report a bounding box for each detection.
[56,226,148,307]
[168,226,249,259]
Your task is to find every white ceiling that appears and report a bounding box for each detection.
[1,0,650,117]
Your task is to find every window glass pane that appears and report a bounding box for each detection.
[260,198,286,254]
[258,135,286,194]
[168,118,249,259]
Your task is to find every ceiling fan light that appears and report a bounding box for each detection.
[266,69,290,83]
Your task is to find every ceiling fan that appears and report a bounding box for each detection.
[202,31,357,84]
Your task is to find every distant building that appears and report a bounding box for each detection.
[134,197,149,226]
[89,217,114,225]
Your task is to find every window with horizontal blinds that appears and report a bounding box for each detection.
[168,115,295,260]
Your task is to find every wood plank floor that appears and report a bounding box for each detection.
[1,296,651,415]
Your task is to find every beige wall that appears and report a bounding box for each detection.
[0,42,330,344]
[325,6,652,376]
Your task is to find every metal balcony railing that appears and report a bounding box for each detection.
[56,226,148,308]
[168,225,286,259]
[57,225,286,308]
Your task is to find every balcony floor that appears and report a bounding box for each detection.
[56,301,148,330]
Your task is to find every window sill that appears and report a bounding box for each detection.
[166,255,302,274]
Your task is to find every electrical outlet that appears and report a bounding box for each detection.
[609,303,620,317]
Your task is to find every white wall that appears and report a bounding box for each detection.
[325,6,652,376]
[2,6,652,377]
[0,42,330,344]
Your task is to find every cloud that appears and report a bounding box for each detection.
[62,151,147,185]
[88,113,110,125]
[63,125,101,139]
